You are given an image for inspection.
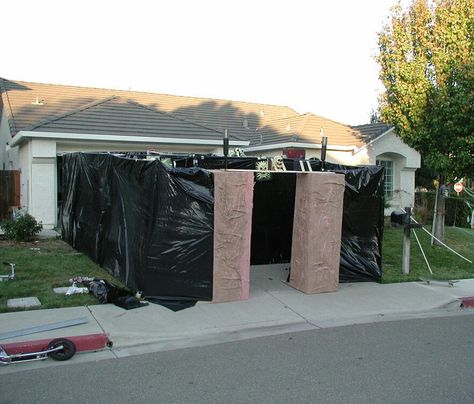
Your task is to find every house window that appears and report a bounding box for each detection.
[376,159,393,199]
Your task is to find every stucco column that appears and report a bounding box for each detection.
[29,139,57,229]
[289,172,345,294]
[212,171,254,302]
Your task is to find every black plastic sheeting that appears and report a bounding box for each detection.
[61,153,384,293]
[309,160,384,282]
[61,153,214,302]
[182,155,384,282]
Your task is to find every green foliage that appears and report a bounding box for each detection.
[415,191,472,227]
[377,0,474,178]
[0,213,43,241]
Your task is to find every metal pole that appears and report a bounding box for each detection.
[402,207,411,274]
[320,129,328,171]
[223,129,229,170]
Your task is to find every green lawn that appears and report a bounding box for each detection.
[1,225,473,313]
[381,224,474,283]
[0,239,121,313]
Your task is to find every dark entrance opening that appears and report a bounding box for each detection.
[250,174,296,265]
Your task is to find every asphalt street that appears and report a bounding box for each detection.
[2,315,473,404]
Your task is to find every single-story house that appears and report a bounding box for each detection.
[0,78,420,228]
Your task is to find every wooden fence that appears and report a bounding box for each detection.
[0,170,20,221]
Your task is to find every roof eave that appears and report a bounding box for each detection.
[10,131,249,148]
[353,126,395,155]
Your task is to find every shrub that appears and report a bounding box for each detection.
[0,212,43,241]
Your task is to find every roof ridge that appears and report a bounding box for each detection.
[257,113,308,128]
[8,79,298,112]
[351,123,392,129]
[303,112,352,128]
[26,95,117,131]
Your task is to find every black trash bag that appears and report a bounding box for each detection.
[114,295,148,310]
[79,278,147,310]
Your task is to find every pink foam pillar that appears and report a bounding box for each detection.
[212,171,254,302]
[290,172,345,294]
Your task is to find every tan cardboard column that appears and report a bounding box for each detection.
[290,172,345,294]
[212,171,254,302]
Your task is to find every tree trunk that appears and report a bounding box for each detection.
[431,180,445,246]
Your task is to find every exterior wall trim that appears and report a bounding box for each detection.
[10,131,249,148]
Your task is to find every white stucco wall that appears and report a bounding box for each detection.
[368,130,420,169]
[11,139,58,228]
[30,159,57,228]
[364,130,421,213]
[18,140,31,211]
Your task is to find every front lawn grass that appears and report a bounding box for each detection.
[0,239,122,313]
[381,224,474,283]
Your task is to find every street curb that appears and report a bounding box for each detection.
[1,333,111,355]
[459,297,474,308]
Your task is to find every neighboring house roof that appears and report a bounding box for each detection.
[0,78,298,142]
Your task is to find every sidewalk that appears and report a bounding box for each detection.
[1,264,473,373]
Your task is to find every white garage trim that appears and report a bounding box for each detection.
[10,131,249,148]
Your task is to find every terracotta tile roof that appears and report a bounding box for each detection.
[0,78,298,142]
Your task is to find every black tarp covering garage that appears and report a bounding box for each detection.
[61,153,214,300]
[186,156,385,282]
[61,152,384,295]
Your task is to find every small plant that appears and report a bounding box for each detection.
[0,212,43,241]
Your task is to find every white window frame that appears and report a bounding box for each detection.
[376,159,393,199]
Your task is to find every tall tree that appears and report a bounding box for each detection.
[377,0,474,242]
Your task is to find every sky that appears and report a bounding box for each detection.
[2,0,401,125]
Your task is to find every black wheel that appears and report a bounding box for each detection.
[47,338,76,361]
